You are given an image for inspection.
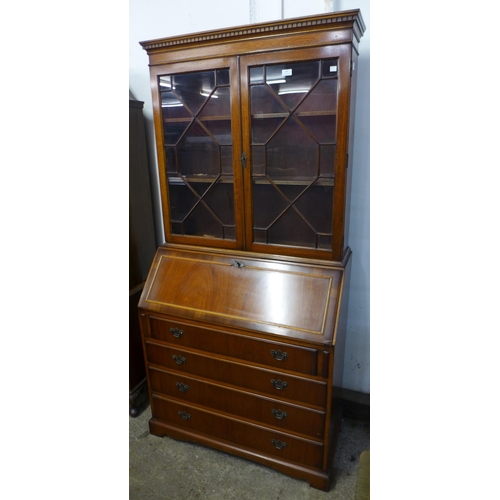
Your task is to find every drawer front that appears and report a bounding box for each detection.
[145,342,327,408]
[152,396,325,469]
[148,316,320,377]
[149,366,325,439]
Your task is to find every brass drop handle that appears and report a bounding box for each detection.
[172,354,186,365]
[271,379,288,390]
[271,439,287,450]
[170,327,184,338]
[272,409,287,420]
[270,349,288,361]
[176,382,189,392]
[178,411,191,421]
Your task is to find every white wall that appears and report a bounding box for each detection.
[129,0,370,394]
[337,0,370,394]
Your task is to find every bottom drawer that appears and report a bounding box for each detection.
[152,395,324,469]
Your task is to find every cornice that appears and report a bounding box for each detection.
[140,9,365,53]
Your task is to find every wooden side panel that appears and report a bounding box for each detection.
[342,47,360,256]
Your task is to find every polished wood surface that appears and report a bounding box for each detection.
[148,366,326,439]
[138,244,350,490]
[145,341,327,408]
[137,10,365,491]
[148,416,332,491]
[148,315,322,376]
[239,45,350,261]
[140,10,365,61]
[139,245,343,343]
[152,395,325,468]
[141,10,365,262]
[149,57,245,252]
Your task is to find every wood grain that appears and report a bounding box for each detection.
[137,9,365,491]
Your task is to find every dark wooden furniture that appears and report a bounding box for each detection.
[138,10,365,490]
[129,98,157,416]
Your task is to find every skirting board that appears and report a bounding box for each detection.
[341,389,370,421]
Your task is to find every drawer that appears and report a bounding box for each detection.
[149,366,326,439]
[152,396,325,469]
[145,341,327,408]
[148,316,322,377]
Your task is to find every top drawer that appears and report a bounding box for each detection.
[147,316,325,378]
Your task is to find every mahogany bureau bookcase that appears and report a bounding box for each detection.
[138,9,366,491]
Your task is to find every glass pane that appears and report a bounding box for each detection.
[159,75,172,88]
[278,184,307,203]
[251,84,288,116]
[217,69,230,86]
[220,146,233,174]
[161,68,235,242]
[320,145,335,177]
[199,87,231,120]
[266,61,320,110]
[161,90,192,145]
[165,147,177,174]
[184,202,223,239]
[172,71,215,116]
[318,234,332,250]
[295,79,337,114]
[247,58,340,252]
[267,208,316,248]
[161,92,190,117]
[250,66,264,84]
[298,114,336,144]
[203,176,235,225]
[322,59,339,78]
[171,221,183,234]
[253,229,267,243]
[188,178,217,198]
[252,179,288,229]
[200,118,232,145]
[266,117,318,181]
[177,120,220,177]
[250,85,288,144]
[252,116,287,145]
[224,226,236,240]
[294,181,334,234]
[167,177,199,223]
[163,118,191,145]
[252,146,265,176]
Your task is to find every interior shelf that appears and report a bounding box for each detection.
[252,110,336,119]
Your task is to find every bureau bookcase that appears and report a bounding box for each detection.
[138,9,365,491]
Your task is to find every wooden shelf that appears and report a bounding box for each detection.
[163,116,231,123]
[253,177,334,187]
[252,110,336,119]
[168,175,234,185]
[167,175,334,187]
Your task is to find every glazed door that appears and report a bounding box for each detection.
[150,57,244,249]
[240,46,352,260]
